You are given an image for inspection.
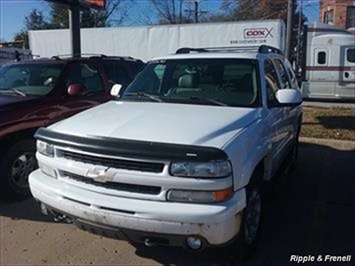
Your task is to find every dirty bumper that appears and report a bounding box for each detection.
[29,170,246,247]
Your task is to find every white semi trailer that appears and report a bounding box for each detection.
[29,20,286,61]
[300,22,355,100]
[29,20,354,99]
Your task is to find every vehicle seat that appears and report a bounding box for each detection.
[239,73,253,93]
[178,74,198,88]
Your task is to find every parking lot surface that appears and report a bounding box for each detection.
[1,138,354,265]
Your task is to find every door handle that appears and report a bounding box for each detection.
[345,72,349,78]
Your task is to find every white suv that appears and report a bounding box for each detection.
[29,45,302,257]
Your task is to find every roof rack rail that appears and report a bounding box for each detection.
[176,47,210,54]
[175,45,283,55]
[50,54,137,60]
[258,45,283,55]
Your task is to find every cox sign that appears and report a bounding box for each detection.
[244,28,273,38]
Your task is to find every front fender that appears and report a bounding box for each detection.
[223,118,269,191]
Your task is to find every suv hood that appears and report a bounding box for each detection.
[50,101,261,148]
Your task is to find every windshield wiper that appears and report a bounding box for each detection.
[0,88,27,97]
[189,97,227,106]
[124,92,163,102]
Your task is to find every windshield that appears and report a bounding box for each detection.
[121,59,260,107]
[0,63,64,97]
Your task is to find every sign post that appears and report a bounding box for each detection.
[69,0,81,57]
[45,0,105,57]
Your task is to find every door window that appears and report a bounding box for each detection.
[274,59,292,89]
[65,63,103,94]
[264,59,281,106]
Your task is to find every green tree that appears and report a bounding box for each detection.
[24,8,50,30]
[12,9,50,48]
[49,3,69,28]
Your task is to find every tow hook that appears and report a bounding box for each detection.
[40,202,73,223]
[40,202,49,215]
[144,238,156,247]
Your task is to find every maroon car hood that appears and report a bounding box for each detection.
[0,95,37,107]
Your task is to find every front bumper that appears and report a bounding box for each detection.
[29,169,246,247]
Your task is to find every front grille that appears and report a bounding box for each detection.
[64,172,161,195]
[62,151,164,173]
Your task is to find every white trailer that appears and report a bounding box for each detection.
[28,20,285,61]
[301,22,355,100]
[29,20,354,100]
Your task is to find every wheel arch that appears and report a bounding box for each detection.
[0,128,37,152]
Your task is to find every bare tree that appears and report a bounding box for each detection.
[82,0,134,27]
[149,0,192,24]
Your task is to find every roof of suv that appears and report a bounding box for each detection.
[154,45,284,61]
[4,55,143,66]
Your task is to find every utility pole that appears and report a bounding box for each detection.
[194,1,198,23]
[186,0,201,23]
[285,0,293,60]
[69,0,81,57]
[296,0,303,73]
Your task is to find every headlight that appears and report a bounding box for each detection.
[167,187,233,203]
[37,140,54,157]
[170,160,232,178]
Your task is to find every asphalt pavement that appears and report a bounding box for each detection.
[1,138,354,265]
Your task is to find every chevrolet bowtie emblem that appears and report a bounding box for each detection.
[86,168,114,183]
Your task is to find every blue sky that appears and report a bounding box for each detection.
[0,0,319,42]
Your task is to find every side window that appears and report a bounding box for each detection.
[127,63,165,94]
[66,63,103,94]
[317,52,327,64]
[153,64,166,81]
[274,59,292,89]
[103,62,131,87]
[284,59,298,89]
[264,59,281,105]
[2,66,30,88]
[347,49,355,63]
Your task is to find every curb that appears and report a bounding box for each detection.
[300,137,355,150]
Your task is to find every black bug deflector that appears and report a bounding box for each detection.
[35,128,228,161]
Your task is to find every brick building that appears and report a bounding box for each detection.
[320,0,355,31]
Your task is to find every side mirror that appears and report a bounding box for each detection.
[275,89,302,106]
[68,84,86,96]
[110,84,123,97]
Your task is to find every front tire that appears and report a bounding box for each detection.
[230,170,263,261]
[1,139,37,200]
